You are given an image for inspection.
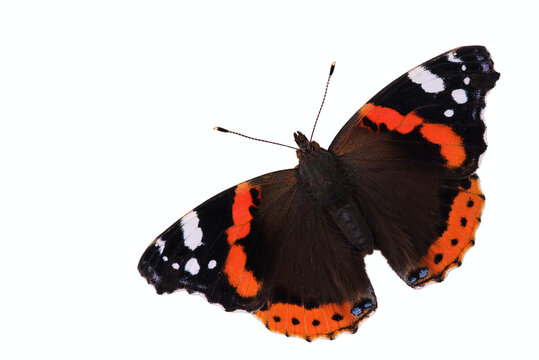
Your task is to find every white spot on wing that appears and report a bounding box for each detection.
[444,109,454,117]
[208,260,217,269]
[181,211,204,250]
[452,89,468,104]
[163,256,168,262]
[185,258,200,275]
[408,66,445,93]
[155,238,166,254]
[447,52,462,63]
[461,64,467,71]
[172,262,180,270]
[463,77,470,85]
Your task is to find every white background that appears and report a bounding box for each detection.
[1,1,537,359]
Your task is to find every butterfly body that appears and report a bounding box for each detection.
[139,46,499,340]
[295,131,375,254]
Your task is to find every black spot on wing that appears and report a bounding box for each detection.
[362,116,378,132]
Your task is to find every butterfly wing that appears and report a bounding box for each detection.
[329,46,499,287]
[138,169,377,340]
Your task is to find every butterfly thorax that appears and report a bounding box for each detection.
[294,131,374,254]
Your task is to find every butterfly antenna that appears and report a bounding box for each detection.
[310,61,336,142]
[214,127,298,150]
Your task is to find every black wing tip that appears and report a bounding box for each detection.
[138,249,260,312]
[137,244,181,295]
[449,45,490,54]
[138,260,170,295]
[452,45,500,76]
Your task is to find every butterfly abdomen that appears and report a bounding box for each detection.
[330,201,374,254]
[296,135,374,254]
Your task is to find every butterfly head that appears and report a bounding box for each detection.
[294,131,320,159]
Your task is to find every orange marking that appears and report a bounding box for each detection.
[360,103,467,168]
[420,123,466,167]
[359,103,424,134]
[400,113,425,134]
[419,177,484,284]
[231,183,255,225]
[224,245,247,283]
[223,182,262,297]
[223,244,261,298]
[226,223,251,245]
[255,301,372,340]
[225,183,260,244]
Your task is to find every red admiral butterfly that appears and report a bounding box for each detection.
[138,46,499,341]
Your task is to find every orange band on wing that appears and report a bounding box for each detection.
[420,123,466,167]
[359,103,424,134]
[419,176,484,284]
[225,183,257,244]
[223,182,262,297]
[224,244,260,298]
[255,301,374,341]
[360,103,466,168]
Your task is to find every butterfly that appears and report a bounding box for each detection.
[138,46,499,341]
